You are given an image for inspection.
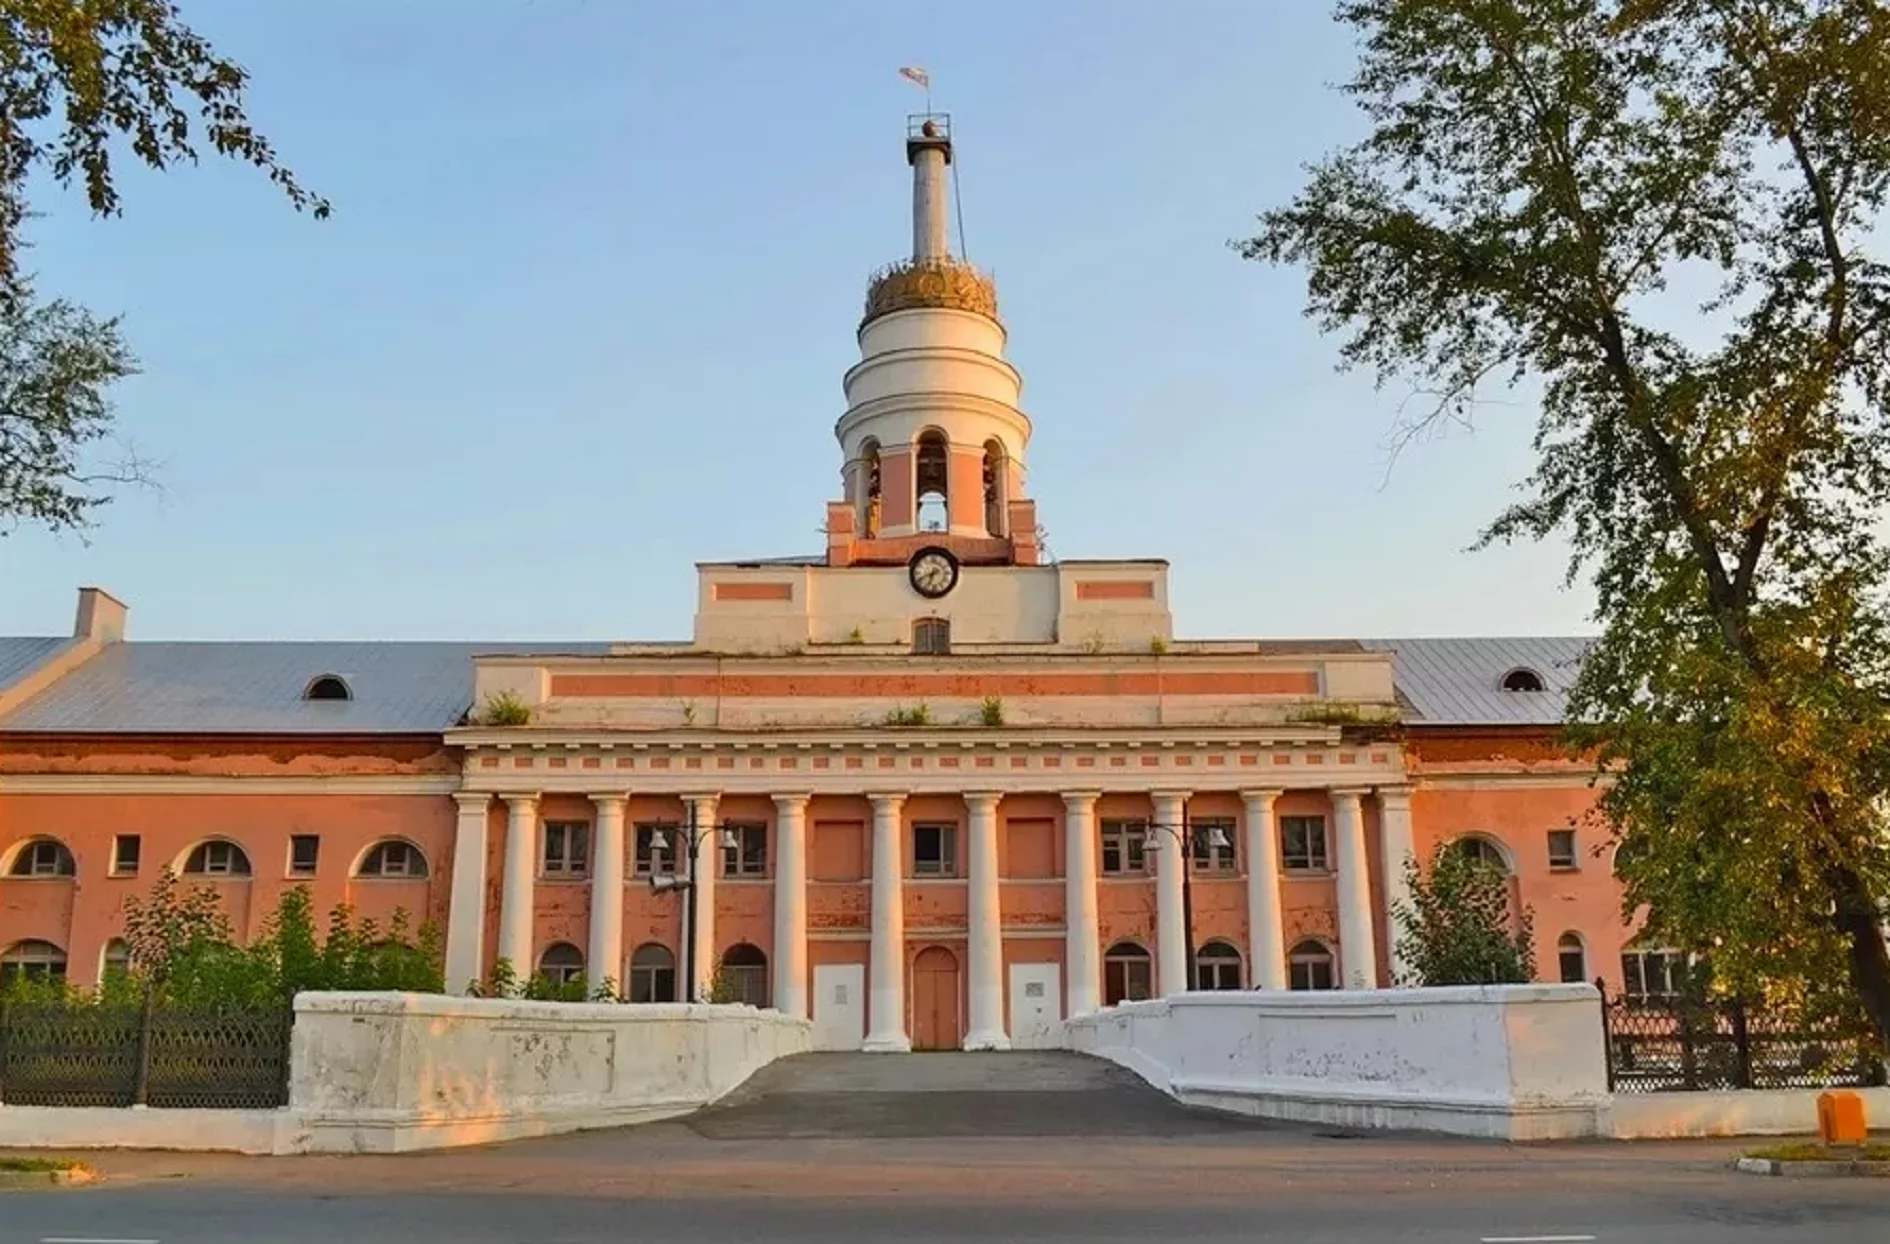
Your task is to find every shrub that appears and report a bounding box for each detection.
[475,690,532,726]
[1393,843,1536,986]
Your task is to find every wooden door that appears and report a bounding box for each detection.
[911,946,962,1050]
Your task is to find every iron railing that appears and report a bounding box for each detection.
[1599,985,1885,1094]
[0,997,291,1109]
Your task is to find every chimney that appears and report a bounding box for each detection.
[74,586,128,645]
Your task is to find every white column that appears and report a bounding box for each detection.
[1332,787,1378,989]
[864,792,911,1052]
[497,793,539,987]
[444,793,491,993]
[772,793,811,1020]
[1242,789,1287,990]
[1152,790,1190,997]
[1062,791,1102,1016]
[912,143,949,259]
[963,791,1008,1050]
[1378,785,1417,986]
[588,793,627,997]
[686,793,720,1000]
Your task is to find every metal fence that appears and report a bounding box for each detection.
[0,998,292,1109]
[1600,989,1886,1094]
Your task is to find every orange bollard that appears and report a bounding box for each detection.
[1817,1090,1867,1146]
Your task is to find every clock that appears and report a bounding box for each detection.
[908,547,960,599]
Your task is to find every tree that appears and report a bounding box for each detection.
[1394,843,1537,986]
[1244,1,1890,1044]
[0,0,327,536]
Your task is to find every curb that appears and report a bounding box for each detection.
[0,1166,100,1190]
[1735,1157,1890,1179]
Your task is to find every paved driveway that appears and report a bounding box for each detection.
[689,1050,1269,1138]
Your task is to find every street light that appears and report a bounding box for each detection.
[1143,818,1233,992]
[646,807,740,1004]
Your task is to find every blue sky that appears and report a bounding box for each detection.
[1,0,1590,642]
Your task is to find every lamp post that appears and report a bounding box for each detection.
[1143,817,1233,992]
[646,806,739,1004]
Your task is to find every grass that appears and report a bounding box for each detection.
[1745,1142,1890,1163]
[0,1156,89,1173]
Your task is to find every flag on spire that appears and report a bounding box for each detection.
[899,66,930,89]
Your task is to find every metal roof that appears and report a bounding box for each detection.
[0,641,606,734]
[1362,637,1591,726]
[0,637,68,695]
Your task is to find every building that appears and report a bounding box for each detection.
[0,116,1652,1050]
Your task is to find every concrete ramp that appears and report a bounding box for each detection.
[689,1051,1266,1139]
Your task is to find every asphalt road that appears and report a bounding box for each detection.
[2,1053,1884,1243]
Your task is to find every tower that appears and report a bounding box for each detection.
[826,114,1039,568]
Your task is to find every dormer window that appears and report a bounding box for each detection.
[913,617,951,655]
[1500,667,1545,693]
[304,674,352,702]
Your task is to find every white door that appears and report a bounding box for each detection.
[813,963,866,1051]
[1009,962,1062,1050]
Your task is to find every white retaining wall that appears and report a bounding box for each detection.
[1610,1086,1890,1139]
[1064,984,1611,1140]
[0,992,812,1155]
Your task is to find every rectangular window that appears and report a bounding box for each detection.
[288,834,320,877]
[111,834,141,876]
[635,823,679,877]
[542,821,590,877]
[1547,828,1578,870]
[912,823,957,877]
[1100,819,1147,875]
[1280,815,1330,872]
[1289,952,1336,991]
[1621,949,1685,1001]
[1190,817,1237,874]
[722,822,768,877]
[1104,954,1153,1005]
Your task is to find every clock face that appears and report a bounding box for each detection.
[909,548,959,598]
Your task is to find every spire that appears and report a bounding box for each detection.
[908,115,952,260]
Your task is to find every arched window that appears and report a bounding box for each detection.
[183,840,252,878]
[1195,940,1243,991]
[1449,835,1511,874]
[913,616,951,656]
[100,938,133,981]
[538,942,584,986]
[1557,933,1587,984]
[719,942,769,1008]
[7,837,75,877]
[628,942,676,1004]
[303,674,353,702]
[1288,939,1336,991]
[859,438,883,537]
[1104,940,1152,1005]
[0,939,67,986]
[914,430,949,531]
[357,840,428,878]
[981,438,1007,535]
[1500,667,1546,693]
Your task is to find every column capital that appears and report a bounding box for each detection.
[1238,788,1284,807]
[589,792,629,811]
[681,791,721,805]
[1375,784,1414,808]
[1150,788,1194,801]
[1329,786,1370,802]
[771,792,813,811]
[1061,790,1101,809]
[502,791,541,810]
[869,791,907,814]
[454,792,492,812]
[963,791,1003,812]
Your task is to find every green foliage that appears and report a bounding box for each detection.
[0,0,324,537]
[706,960,741,1004]
[1249,0,1890,1044]
[978,695,1005,727]
[1147,636,1169,655]
[1394,844,1537,987]
[884,703,931,727]
[523,972,589,1002]
[20,872,445,1008]
[476,690,532,726]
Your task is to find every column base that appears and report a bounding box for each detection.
[962,1030,1011,1052]
[862,1032,912,1053]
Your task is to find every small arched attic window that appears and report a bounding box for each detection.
[1500,667,1546,693]
[304,674,353,702]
